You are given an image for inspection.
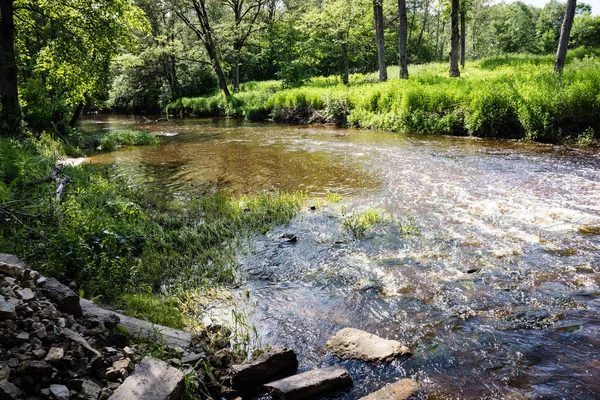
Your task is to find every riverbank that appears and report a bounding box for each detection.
[167,50,600,145]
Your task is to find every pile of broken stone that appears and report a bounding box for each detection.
[0,255,143,400]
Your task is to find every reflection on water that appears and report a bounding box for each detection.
[83,115,600,399]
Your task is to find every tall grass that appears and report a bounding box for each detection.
[168,49,600,144]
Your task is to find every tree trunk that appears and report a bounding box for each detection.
[398,0,409,79]
[439,20,446,61]
[373,0,387,82]
[340,32,350,85]
[232,41,241,92]
[415,0,430,57]
[449,0,460,77]
[69,101,84,128]
[207,44,231,97]
[409,0,417,42]
[460,7,466,68]
[0,0,21,136]
[554,0,577,73]
[434,8,440,61]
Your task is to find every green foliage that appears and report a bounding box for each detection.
[64,130,160,156]
[116,293,184,329]
[343,209,388,239]
[169,53,600,144]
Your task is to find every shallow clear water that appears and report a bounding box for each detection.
[83,115,600,399]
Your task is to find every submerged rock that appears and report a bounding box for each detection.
[264,366,352,400]
[326,328,411,362]
[360,379,420,400]
[578,225,600,235]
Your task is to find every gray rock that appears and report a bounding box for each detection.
[115,313,191,349]
[121,347,136,361]
[231,347,298,393]
[78,380,101,400]
[45,347,65,362]
[326,328,411,362]
[0,262,23,278]
[109,357,184,400]
[264,366,353,400]
[38,278,82,316]
[0,254,27,268]
[359,379,420,400]
[0,380,23,399]
[0,364,10,380]
[16,288,35,301]
[16,332,29,341]
[112,359,134,372]
[181,352,203,366]
[60,328,101,358]
[0,296,15,319]
[105,368,122,381]
[49,384,70,400]
[80,299,120,330]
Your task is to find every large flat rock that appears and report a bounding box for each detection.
[264,366,352,400]
[80,298,121,329]
[231,347,298,393]
[115,312,191,349]
[109,357,184,400]
[38,277,82,316]
[360,379,420,400]
[326,328,411,362]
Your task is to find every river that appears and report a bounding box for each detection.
[82,115,600,399]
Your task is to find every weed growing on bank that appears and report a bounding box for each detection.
[65,129,160,155]
[168,50,600,144]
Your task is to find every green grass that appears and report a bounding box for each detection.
[342,208,388,239]
[168,48,600,144]
[0,135,306,304]
[64,129,160,156]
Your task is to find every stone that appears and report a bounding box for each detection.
[0,262,23,278]
[181,352,203,366]
[105,369,122,381]
[326,328,411,362]
[360,379,420,400]
[110,357,184,400]
[32,348,47,359]
[38,278,82,316]
[0,297,15,319]
[60,328,101,358]
[16,288,35,301]
[45,347,65,362]
[112,359,134,372]
[79,299,120,330]
[78,380,101,400]
[231,347,298,393]
[0,380,23,399]
[0,364,10,380]
[28,360,53,375]
[49,384,70,400]
[16,332,29,341]
[121,347,136,361]
[115,312,191,349]
[264,366,353,400]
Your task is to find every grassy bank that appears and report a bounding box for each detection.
[167,50,600,144]
[0,133,305,311]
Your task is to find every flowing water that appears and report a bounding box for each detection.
[83,115,600,399]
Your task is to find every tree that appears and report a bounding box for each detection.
[373,0,387,82]
[554,0,577,73]
[171,0,231,97]
[398,0,409,78]
[0,0,20,135]
[459,4,466,67]
[449,0,460,77]
[221,0,265,92]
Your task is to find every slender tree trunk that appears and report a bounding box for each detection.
[439,20,446,60]
[398,0,409,79]
[434,8,440,61]
[415,0,430,57]
[207,44,231,97]
[233,41,241,92]
[449,0,460,77]
[409,0,417,42]
[554,0,577,73]
[0,0,21,135]
[460,7,466,68]
[373,0,387,82]
[340,32,350,85]
[69,101,84,128]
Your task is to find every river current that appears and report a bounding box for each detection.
[83,116,600,399]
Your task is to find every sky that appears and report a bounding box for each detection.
[507,0,600,15]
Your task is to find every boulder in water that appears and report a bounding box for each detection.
[326,328,411,362]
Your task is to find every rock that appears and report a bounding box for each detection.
[115,313,191,349]
[121,347,136,361]
[16,288,35,301]
[326,328,411,362]
[110,357,184,400]
[16,332,29,341]
[0,297,16,319]
[181,352,204,366]
[38,278,82,316]
[79,299,120,330]
[28,360,53,375]
[231,347,298,393]
[60,328,101,358]
[0,380,23,399]
[0,262,23,278]
[578,225,600,235]
[0,364,10,380]
[264,366,353,400]
[45,347,65,363]
[112,359,134,372]
[360,379,420,400]
[78,380,101,400]
[49,384,70,400]
[105,369,122,381]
